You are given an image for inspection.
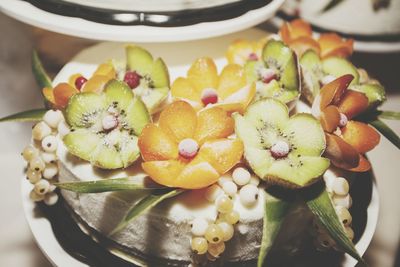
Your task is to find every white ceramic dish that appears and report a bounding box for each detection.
[0,0,284,42]
[22,28,379,266]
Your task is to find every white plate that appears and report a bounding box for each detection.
[0,0,284,42]
[22,29,379,267]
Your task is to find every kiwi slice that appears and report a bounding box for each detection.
[234,98,329,188]
[244,40,300,107]
[350,83,386,108]
[322,57,359,85]
[126,45,170,113]
[299,50,324,104]
[63,79,150,169]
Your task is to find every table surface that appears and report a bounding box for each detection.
[0,12,399,267]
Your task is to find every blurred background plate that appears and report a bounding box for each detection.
[0,0,284,42]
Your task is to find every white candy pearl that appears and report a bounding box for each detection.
[191,218,209,236]
[32,121,52,141]
[345,226,354,240]
[217,175,232,187]
[43,110,64,128]
[41,152,57,164]
[44,192,59,206]
[41,135,58,152]
[48,184,57,192]
[239,184,259,206]
[178,138,199,159]
[29,157,45,172]
[333,194,352,209]
[335,206,352,226]
[217,222,234,241]
[22,145,39,162]
[34,179,50,195]
[249,175,260,186]
[204,184,224,203]
[222,181,238,197]
[57,120,70,138]
[43,163,59,179]
[27,169,42,184]
[232,167,251,186]
[29,190,44,202]
[338,113,348,128]
[332,177,349,196]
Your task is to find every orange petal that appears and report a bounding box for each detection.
[68,73,83,89]
[216,83,256,114]
[320,105,341,133]
[42,87,56,105]
[341,121,380,153]
[194,107,234,145]
[337,90,369,119]
[175,154,220,189]
[142,160,186,188]
[81,75,110,93]
[288,36,321,57]
[171,77,201,102]
[350,154,371,172]
[217,64,247,100]
[199,139,243,174]
[324,133,360,170]
[226,39,254,64]
[53,83,79,109]
[319,74,354,109]
[138,124,178,161]
[159,101,197,142]
[187,57,219,92]
[319,33,354,59]
[280,19,313,44]
[93,62,116,80]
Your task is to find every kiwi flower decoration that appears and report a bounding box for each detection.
[225,37,269,65]
[234,98,330,188]
[138,100,244,189]
[171,57,256,114]
[63,79,151,169]
[312,75,380,171]
[279,19,354,58]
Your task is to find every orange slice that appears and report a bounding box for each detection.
[319,74,354,109]
[42,87,56,105]
[194,107,234,144]
[53,83,79,109]
[350,154,371,172]
[93,62,116,80]
[187,57,219,92]
[171,77,201,102]
[138,124,178,161]
[68,73,83,89]
[288,36,321,57]
[337,90,369,119]
[81,75,110,93]
[320,105,341,133]
[217,64,247,99]
[280,19,313,44]
[199,139,243,174]
[318,33,353,59]
[226,39,254,64]
[341,121,380,154]
[324,133,360,170]
[142,160,186,188]
[159,101,197,142]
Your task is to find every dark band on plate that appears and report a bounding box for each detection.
[22,0,272,27]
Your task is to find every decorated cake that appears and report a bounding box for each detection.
[2,20,399,266]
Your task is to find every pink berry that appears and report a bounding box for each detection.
[201,88,218,106]
[124,71,141,89]
[270,140,290,159]
[178,138,199,159]
[248,53,258,61]
[75,76,87,90]
[260,69,276,84]
[339,113,348,128]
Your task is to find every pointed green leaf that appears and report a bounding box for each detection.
[110,188,185,235]
[306,189,364,264]
[258,192,292,267]
[55,176,165,193]
[369,119,400,149]
[32,50,52,89]
[0,109,47,122]
[378,110,400,120]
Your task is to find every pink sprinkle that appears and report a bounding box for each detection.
[248,53,259,61]
[178,138,199,159]
[201,88,218,106]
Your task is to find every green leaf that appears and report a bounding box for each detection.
[0,109,46,122]
[258,192,292,267]
[321,0,345,12]
[378,110,400,120]
[32,50,52,89]
[369,119,400,149]
[55,176,165,193]
[110,188,185,235]
[306,189,365,264]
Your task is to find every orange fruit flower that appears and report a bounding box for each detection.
[226,37,268,65]
[138,100,244,189]
[312,75,380,171]
[171,57,256,114]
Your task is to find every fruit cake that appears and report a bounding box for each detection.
[2,19,398,266]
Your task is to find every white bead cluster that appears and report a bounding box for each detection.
[23,110,67,206]
[190,166,260,262]
[312,175,354,251]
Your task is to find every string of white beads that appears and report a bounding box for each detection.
[23,109,66,206]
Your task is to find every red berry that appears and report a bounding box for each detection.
[201,88,218,106]
[124,71,141,89]
[260,69,277,84]
[75,76,87,90]
[248,53,258,61]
